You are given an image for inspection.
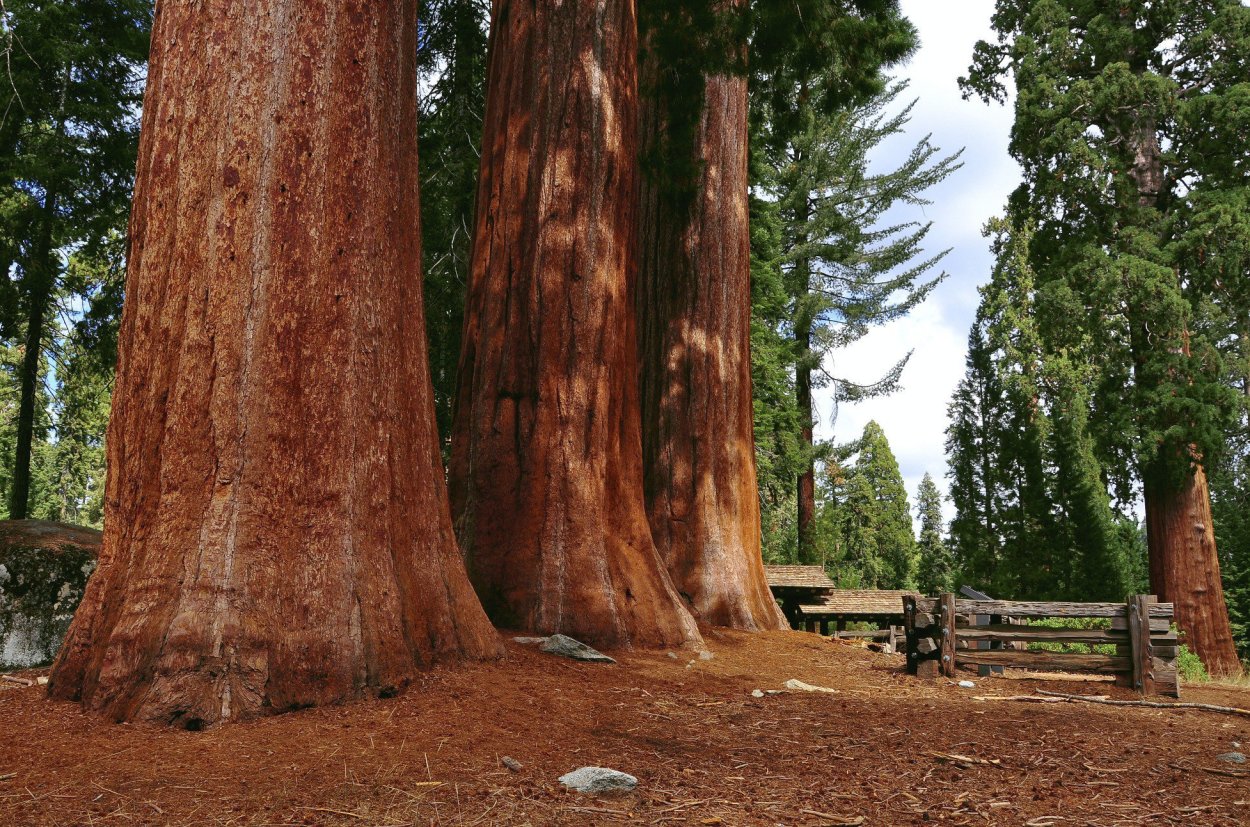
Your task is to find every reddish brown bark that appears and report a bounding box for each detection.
[449,0,701,649]
[1145,462,1240,676]
[635,42,784,630]
[48,0,500,727]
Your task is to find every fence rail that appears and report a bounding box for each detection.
[903,593,1179,697]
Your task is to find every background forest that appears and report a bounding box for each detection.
[1,0,1247,666]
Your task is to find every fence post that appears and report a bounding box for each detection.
[940,592,957,679]
[903,595,918,675]
[1128,594,1156,696]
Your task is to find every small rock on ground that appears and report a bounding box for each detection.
[512,637,547,645]
[539,634,616,663]
[1216,752,1246,764]
[558,767,638,794]
[501,756,523,772]
[784,678,838,694]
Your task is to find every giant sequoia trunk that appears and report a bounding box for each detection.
[449,0,701,649]
[1145,460,1240,675]
[48,0,500,727]
[635,37,784,630]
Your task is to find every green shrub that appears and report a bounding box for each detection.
[1176,640,1208,683]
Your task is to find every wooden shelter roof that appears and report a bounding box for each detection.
[764,565,836,590]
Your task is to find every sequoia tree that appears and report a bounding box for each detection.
[634,2,784,630]
[49,0,500,727]
[449,0,702,648]
[964,0,1246,673]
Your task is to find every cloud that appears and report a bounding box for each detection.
[809,0,1020,521]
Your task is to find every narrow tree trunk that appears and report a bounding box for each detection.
[635,17,785,631]
[795,325,817,563]
[10,280,49,521]
[49,0,500,728]
[9,193,57,521]
[449,0,701,649]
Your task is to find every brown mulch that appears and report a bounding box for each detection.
[2,630,1247,826]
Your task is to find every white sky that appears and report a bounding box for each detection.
[811,0,1021,522]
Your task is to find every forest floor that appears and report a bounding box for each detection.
[1,630,1248,826]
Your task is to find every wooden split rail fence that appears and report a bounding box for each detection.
[902,594,1179,697]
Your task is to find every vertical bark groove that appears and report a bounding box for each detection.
[450,0,701,650]
[635,23,785,630]
[49,0,500,727]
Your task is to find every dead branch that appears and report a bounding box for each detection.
[1035,690,1250,718]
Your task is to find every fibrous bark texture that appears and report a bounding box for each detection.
[635,43,785,630]
[1145,463,1240,676]
[449,0,701,649]
[48,0,500,727]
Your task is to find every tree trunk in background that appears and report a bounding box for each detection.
[449,0,701,649]
[635,36,784,630]
[49,0,500,727]
[1145,462,1240,675]
[9,195,56,521]
[10,285,48,521]
[795,320,817,564]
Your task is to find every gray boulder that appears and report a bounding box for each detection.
[558,767,638,794]
[539,634,615,663]
[1216,752,1246,764]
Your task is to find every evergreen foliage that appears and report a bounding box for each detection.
[417,0,489,450]
[0,0,149,521]
[962,0,1248,503]
[915,472,952,595]
[946,219,1139,601]
[749,73,960,562]
[819,421,917,588]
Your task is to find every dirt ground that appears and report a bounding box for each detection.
[2,630,1248,826]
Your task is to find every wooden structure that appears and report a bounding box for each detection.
[903,594,1179,697]
[799,589,920,640]
[762,568,917,646]
[763,566,835,628]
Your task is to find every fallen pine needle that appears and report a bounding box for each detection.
[297,806,369,819]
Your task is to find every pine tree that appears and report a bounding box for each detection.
[946,218,1137,601]
[822,421,917,589]
[754,79,960,562]
[915,473,952,595]
[0,0,150,519]
[963,0,1248,672]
